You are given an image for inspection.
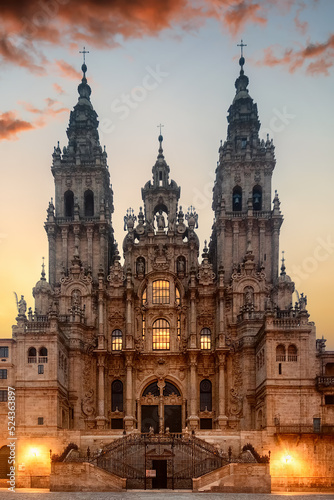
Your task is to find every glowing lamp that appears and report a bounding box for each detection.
[283,454,292,464]
[30,448,39,458]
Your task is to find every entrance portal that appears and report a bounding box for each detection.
[140,380,183,433]
[164,405,182,433]
[141,405,159,433]
[152,460,167,489]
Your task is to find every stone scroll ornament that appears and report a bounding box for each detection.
[81,389,96,417]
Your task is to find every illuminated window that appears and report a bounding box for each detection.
[152,319,170,350]
[142,287,147,306]
[152,280,170,304]
[177,315,181,338]
[176,287,181,305]
[112,330,122,351]
[200,328,211,350]
[142,315,146,337]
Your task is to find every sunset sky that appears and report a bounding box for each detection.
[0,0,333,348]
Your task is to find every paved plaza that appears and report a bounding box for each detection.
[1,490,334,500]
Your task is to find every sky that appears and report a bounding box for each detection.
[0,0,333,349]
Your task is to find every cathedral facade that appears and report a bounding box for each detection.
[0,55,333,490]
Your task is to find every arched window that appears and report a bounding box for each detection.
[111,380,123,411]
[152,280,170,304]
[232,186,242,211]
[152,319,170,350]
[142,287,147,306]
[143,381,160,396]
[288,344,298,362]
[200,379,212,411]
[200,328,212,350]
[28,347,37,363]
[39,347,48,363]
[64,190,74,217]
[112,329,122,351]
[163,381,181,396]
[84,190,94,216]
[252,185,262,211]
[176,287,181,306]
[276,344,286,362]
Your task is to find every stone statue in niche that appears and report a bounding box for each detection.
[156,210,165,230]
[244,286,254,307]
[136,257,145,276]
[177,256,186,275]
[72,289,81,306]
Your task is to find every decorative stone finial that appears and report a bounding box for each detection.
[41,257,46,281]
[280,251,286,276]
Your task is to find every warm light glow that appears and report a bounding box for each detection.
[30,447,39,458]
[283,454,292,464]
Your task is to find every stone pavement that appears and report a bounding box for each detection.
[1,490,334,500]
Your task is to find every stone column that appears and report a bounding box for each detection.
[158,379,165,433]
[232,220,239,264]
[216,352,228,429]
[47,227,56,285]
[99,225,107,274]
[124,353,135,431]
[61,227,68,272]
[188,351,199,430]
[189,269,197,349]
[87,227,93,271]
[96,353,108,428]
[272,222,280,282]
[259,220,265,265]
[218,267,225,348]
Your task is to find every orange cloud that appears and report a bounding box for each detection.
[53,83,65,95]
[259,34,334,75]
[55,60,82,80]
[294,4,308,35]
[0,0,331,78]
[19,98,69,117]
[0,111,34,140]
[223,2,266,36]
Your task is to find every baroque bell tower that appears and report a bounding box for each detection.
[211,50,283,284]
[45,61,115,285]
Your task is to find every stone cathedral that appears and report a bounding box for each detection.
[0,54,333,491]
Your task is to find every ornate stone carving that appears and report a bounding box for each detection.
[108,260,125,285]
[81,389,96,417]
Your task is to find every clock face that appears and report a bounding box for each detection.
[136,224,145,235]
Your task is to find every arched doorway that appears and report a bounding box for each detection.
[140,380,183,433]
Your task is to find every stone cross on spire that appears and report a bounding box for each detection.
[79,46,89,65]
[237,39,247,58]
